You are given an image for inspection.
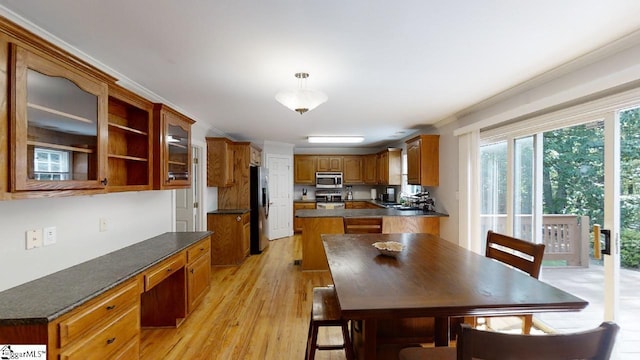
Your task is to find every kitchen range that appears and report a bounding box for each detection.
[315,172,345,209]
[315,189,345,209]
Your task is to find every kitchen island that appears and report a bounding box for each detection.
[295,208,448,270]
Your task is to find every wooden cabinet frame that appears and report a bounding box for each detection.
[107,84,153,192]
[406,134,439,186]
[153,104,194,190]
[10,44,108,192]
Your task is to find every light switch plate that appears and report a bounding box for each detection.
[26,229,43,249]
[99,218,108,232]
[43,226,57,246]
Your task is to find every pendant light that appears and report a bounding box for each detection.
[275,72,327,114]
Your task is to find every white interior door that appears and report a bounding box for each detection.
[267,154,293,239]
[175,146,201,231]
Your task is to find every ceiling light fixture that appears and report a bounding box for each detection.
[308,136,364,144]
[275,72,327,114]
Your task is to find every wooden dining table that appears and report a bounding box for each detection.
[322,233,588,360]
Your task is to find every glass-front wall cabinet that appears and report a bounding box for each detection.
[154,104,193,189]
[12,45,107,191]
[167,121,189,181]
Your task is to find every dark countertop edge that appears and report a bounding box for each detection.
[295,209,449,218]
[0,231,212,326]
[3,274,138,326]
[207,209,250,214]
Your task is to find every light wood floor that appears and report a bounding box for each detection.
[140,234,346,360]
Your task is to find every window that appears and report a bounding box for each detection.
[401,154,421,197]
[34,148,70,180]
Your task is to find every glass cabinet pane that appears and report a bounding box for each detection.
[167,124,189,181]
[26,69,99,182]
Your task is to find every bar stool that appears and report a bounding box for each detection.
[305,286,354,360]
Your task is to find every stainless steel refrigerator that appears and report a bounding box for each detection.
[250,166,269,254]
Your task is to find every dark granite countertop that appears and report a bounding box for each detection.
[0,231,212,326]
[295,208,448,218]
[207,209,250,215]
[293,199,317,203]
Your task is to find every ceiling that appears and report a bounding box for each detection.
[2,1,640,149]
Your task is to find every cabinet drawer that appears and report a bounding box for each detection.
[186,238,211,263]
[60,305,139,360]
[59,280,138,347]
[144,254,186,291]
[109,337,139,360]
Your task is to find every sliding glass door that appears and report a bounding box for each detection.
[479,109,631,352]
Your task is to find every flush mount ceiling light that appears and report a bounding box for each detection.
[275,72,328,114]
[308,136,365,144]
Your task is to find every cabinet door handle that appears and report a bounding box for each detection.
[101,178,108,186]
[106,337,116,345]
[190,268,194,274]
[105,305,116,311]
[166,268,172,272]
[236,216,241,222]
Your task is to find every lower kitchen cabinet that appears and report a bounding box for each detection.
[56,278,141,360]
[186,238,211,314]
[207,212,250,265]
[345,201,384,209]
[293,202,316,232]
[0,233,212,360]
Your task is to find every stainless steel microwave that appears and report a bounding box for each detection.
[316,172,343,188]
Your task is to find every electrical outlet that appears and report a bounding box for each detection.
[99,218,108,232]
[26,229,43,249]
[43,226,57,246]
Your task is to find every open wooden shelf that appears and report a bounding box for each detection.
[168,142,187,149]
[168,160,187,166]
[28,102,94,124]
[107,85,153,191]
[27,140,94,153]
[108,154,148,162]
[108,122,148,136]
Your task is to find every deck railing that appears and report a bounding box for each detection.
[480,214,590,267]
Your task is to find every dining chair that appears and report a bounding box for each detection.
[305,286,354,360]
[481,230,546,334]
[399,321,619,360]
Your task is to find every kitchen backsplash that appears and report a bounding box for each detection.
[293,185,401,201]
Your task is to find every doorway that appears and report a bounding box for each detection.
[478,104,640,356]
[266,154,293,240]
[175,145,202,231]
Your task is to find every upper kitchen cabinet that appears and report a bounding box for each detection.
[10,44,109,192]
[107,84,153,192]
[363,154,378,185]
[377,148,402,185]
[217,141,253,209]
[406,134,439,186]
[206,137,234,187]
[343,155,363,184]
[250,145,261,166]
[317,155,343,172]
[294,155,317,185]
[153,104,194,189]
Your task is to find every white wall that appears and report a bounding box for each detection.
[0,190,172,291]
[430,121,459,242]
